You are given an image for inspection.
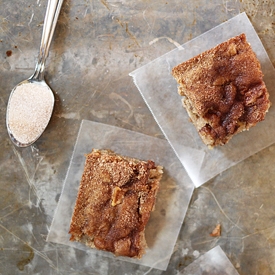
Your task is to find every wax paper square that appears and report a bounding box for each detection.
[130,12,275,187]
[47,120,194,271]
[181,246,240,275]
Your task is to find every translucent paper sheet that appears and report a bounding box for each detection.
[181,246,239,275]
[130,12,275,187]
[47,120,194,271]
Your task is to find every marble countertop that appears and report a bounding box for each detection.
[1,0,275,274]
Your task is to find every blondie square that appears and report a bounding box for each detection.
[172,33,270,147]
[69,149,163,258]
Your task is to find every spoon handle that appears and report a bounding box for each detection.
[31,0,64,81]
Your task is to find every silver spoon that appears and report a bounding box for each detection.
[6,0,64,147]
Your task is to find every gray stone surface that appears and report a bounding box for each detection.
[0,0,274,274]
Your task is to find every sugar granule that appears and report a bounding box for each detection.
[7,82,54,144]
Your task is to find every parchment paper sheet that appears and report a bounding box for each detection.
[130,12,275,187]
[181,246,240,275]
[47,120,194,271]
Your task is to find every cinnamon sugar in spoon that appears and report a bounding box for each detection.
[6,0,64,147]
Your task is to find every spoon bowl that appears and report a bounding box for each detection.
[6,79,54,147]
[6,0,64,147]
